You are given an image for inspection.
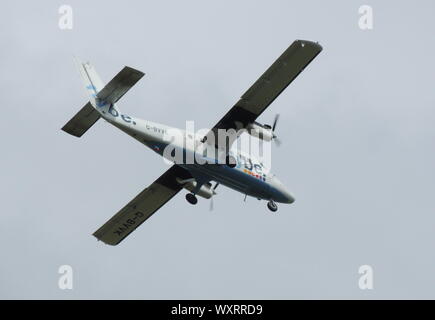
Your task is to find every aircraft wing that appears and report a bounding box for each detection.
[204,40,322,147]
[93,165,191,245]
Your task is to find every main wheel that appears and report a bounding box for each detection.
[186,193,198,205]
[267,200,278,212]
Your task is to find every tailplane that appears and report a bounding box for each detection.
[62,58,144,138]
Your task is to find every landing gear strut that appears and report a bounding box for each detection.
[186,193,198,205]
[267,200,278,212]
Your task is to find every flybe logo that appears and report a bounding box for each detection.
[243,169,266,181]
[236,155,267,181]
[85,84,137,125]
[86,84,96,92]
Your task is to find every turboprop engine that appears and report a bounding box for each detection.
[246,114,281,146]
[246,122,274,142]
[176,179,217,199]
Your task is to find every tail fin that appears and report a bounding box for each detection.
[62,58,144,138]
[74,57,106,107]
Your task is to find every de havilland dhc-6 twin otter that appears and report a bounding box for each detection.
[62,39,322,245]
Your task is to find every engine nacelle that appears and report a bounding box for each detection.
[178,180,216,199]
[246,122,274,142]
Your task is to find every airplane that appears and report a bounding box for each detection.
[62,39,322,245]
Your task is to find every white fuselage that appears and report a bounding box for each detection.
[99,104,294,203]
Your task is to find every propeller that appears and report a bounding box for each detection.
[271,114,281,146]
[272,113,279,131]
[209,182,219,211]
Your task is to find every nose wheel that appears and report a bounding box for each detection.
[267,200,278,212]
[186,193,198,205]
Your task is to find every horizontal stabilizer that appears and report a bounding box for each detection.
[96,66,144,104]
[62,102,101,137]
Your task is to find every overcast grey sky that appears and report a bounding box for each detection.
[1,0,435,299]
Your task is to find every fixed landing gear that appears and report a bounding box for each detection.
[185,193,198,205]
[267,200,278,212]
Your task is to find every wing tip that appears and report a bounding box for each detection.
[296,39,323,52]
[92,233,120,246]
[123,66,145,78]
[61,125,83,138]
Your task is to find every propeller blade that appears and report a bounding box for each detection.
[272,114,280,131]
[274,137,282,147]
[209,182,219,211]
[209,196,214,211]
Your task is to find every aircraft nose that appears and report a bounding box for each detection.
[282,189,295,204]
[271,177,295,204]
